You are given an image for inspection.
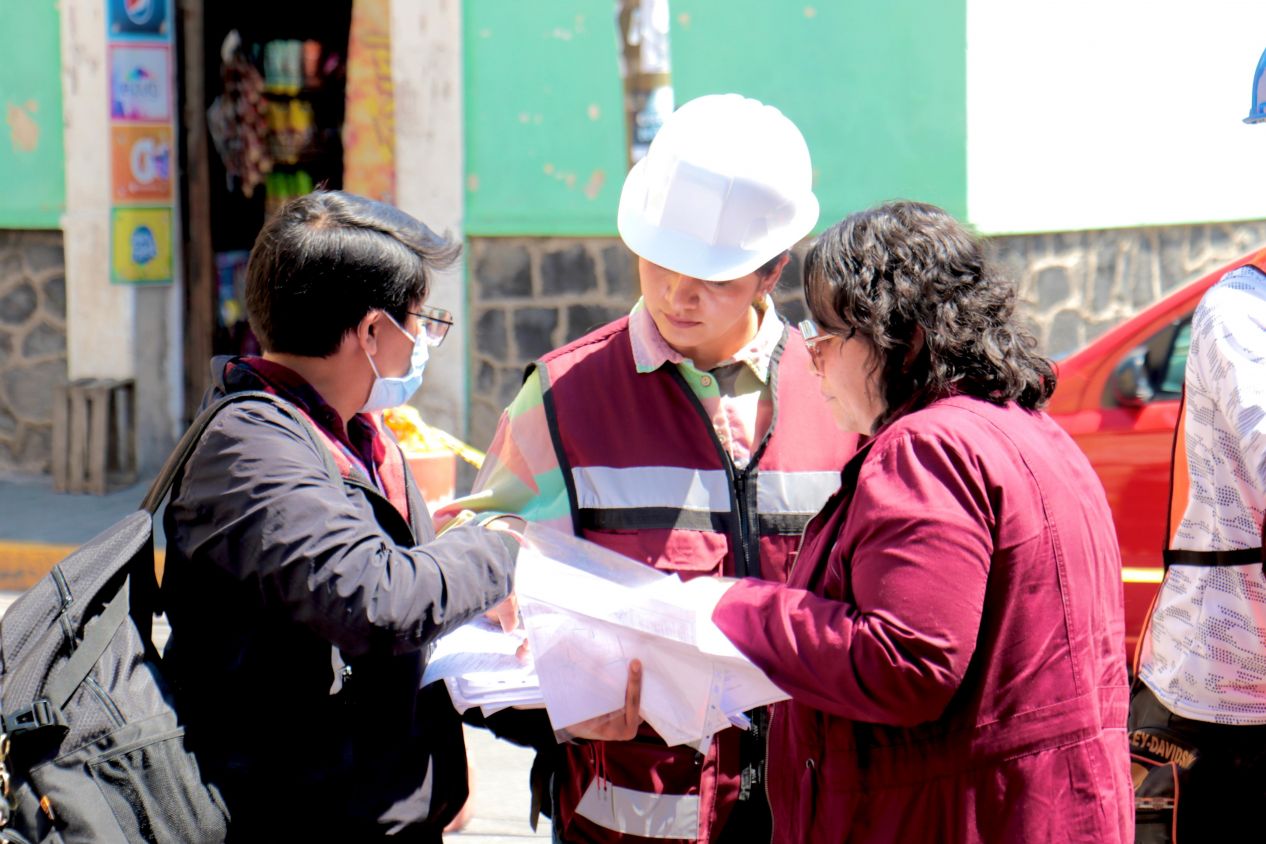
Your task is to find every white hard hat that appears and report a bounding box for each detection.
[617,93,819,282]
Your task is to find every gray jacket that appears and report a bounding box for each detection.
[161,378,515,840]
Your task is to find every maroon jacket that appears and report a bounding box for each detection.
[713,396,1132,843]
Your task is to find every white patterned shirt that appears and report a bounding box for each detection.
[1140,266,1266,724]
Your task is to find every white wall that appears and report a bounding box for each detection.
[968,0,1266,234]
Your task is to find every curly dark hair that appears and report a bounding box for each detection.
[803,201,1055,430]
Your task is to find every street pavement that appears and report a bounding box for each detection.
[0,474,549,843]
[452,727,552,842]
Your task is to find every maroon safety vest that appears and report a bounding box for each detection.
[535,315,858,843]
[298,407,418,529]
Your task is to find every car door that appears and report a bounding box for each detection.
[1071,317,1192,569]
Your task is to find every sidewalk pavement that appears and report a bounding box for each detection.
[0,473,161,590]
[0,473,549,843]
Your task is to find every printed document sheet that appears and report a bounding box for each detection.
[423,524,787,749]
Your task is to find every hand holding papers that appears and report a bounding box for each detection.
[523,524,788,748]
[423,524,787,749]
[515,525,786,749]
[562,659,644,742]
[421,616,541,715]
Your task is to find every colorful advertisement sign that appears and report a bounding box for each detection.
[109,44,171,122]
[111,207,173,283]
[107,0,175,284]
[110,124,173,203]
[107,0,170,39]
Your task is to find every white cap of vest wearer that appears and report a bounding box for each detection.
[617,93,820,282]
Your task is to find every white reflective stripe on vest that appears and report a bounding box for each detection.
[573,466,841,515]
[757,470,840,515]
[572,466,730,512]
[574,778,700,839]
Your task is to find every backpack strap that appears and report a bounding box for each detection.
[0,591,127,738]
[140,390,340,514]
[133,391,342,610]
[0,581,137,740]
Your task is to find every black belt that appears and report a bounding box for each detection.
[1162,547,1263,570]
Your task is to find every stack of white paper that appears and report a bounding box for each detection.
[422,616,543,715]
[515,524,788,751]
[421,524,788,750]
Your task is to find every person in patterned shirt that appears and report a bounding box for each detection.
[1128,46,1266,842]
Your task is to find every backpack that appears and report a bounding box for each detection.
[0,391,336,843]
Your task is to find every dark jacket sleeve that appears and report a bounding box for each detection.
[167,401,516,658]
[463,707,557,751]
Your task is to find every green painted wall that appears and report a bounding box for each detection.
[464,1,628,236]
[463,0,967,238]
[0,2,65,229]
[671,1,967,230]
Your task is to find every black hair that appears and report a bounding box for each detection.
[756,249,790,279]
[245,190,459,357]
[804,200,1055,430]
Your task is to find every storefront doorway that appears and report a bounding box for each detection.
[178,0,353,418]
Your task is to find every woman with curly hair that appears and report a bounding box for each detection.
[707,201,1133,842]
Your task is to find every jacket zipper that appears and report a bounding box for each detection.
[662,337,789,835]
[84,674,125,727]
[732,468,755,578]
[665,363,780,580]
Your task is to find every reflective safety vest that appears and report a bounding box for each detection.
[534,315,859,843]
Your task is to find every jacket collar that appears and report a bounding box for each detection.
[214,355,387,490]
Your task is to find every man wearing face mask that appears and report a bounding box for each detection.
[160,191,521,842]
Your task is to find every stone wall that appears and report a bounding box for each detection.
[467,219,1266,451]
[0,230,66,474]
[991,220,1266,359]
[466,238,640,447]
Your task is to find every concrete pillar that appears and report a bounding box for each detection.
[61,0,134,381]
[391,0,468,439]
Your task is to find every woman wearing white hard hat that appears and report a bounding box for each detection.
[440,94,858,843]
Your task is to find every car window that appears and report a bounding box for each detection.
[1158,319,1192,395]
[1105,315,1193,408]
[1139,316,1192,401]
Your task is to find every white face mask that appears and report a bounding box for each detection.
[359,312,430,413]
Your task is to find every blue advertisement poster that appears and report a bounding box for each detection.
[107,0,170,40]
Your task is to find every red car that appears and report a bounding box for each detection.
[1047,247,1266,660]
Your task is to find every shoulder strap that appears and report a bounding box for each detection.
[1162,547,1264,568]
[41,582,131,711]
[140,390,340,514]
[133,391,342,620]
